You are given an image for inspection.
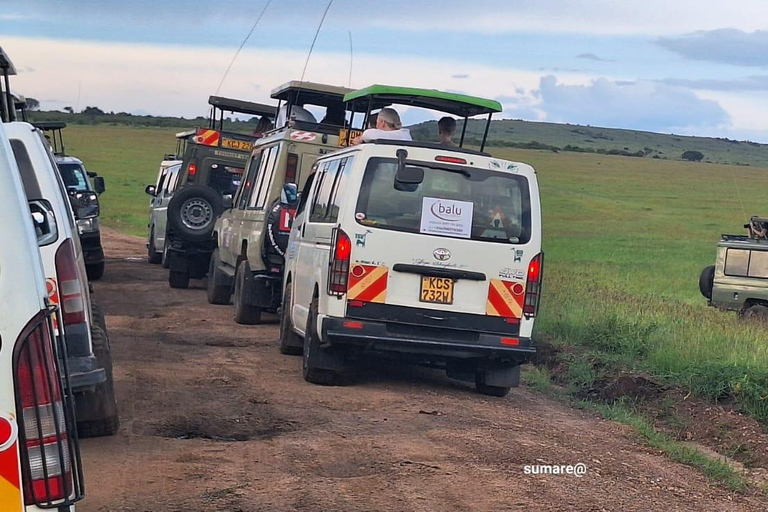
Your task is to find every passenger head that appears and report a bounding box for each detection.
[438,116,457,144]
[254,116,272,132]
[377,108,402,131]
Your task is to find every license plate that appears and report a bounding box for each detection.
[419,276,454,304]
[221,138,254,152]
[338,128,363,147]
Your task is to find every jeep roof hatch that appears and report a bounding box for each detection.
[207,95,277,132]
[270,81,353,132]
[343,84,503,151]
[0,47,18,123]
[34,121,68,155]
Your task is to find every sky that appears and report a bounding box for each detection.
[4,0,768,141]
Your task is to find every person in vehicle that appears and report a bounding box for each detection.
[438,116,457,146]
[351,107,412,145]
[276,104,317,127]
[251,116,273,138]
[320,101,346,125]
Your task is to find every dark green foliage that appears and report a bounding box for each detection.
[682,150,705,162]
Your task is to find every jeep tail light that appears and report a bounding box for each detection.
[54,239,85,326]
[187,162,197,179]
[523,253,543,318]
[285,153,298,184]
[15,313,78,506]
[328,228,351,296]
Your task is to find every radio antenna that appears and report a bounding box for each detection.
[215,0,272,96]
[300,0,335,83]
[348,31,353,87]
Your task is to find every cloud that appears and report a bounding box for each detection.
[537,75,730,132]
[452,74,469,79]
[662,76,768,92]
[657,29,768,66]
[0,13,35,21]
[576,53,615,62]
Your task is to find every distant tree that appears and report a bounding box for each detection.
[63,106,74,114]
[25,97,40,111]
[681,150,704,162]
[82,106,105,116]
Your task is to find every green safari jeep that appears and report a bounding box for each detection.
[700,227,768,320]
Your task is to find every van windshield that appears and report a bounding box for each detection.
[355,157,531,244]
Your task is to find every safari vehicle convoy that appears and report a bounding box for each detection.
[209,81,353,323]
[279,86,543,397]
[147,95,276,289]
[35,122,107,280]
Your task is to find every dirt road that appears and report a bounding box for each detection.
[78,230,767,511]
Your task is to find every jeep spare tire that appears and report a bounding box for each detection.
[167,186,223,243]
[699,265,715,299]
[261,199,294,266]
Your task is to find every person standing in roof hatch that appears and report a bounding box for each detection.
[438,116,457,146]
[352,107,412,145]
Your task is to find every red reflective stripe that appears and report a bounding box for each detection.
[0,440,21,489]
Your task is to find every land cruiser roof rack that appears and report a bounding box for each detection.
[33,121,68,154]
[207,95,276,132]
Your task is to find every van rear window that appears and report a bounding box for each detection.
[355,157,531,244]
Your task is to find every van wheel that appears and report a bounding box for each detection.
[148,229,162,264]
[474,364,516,397]
[233,262,262,325]
[162,245,171,269]
[742,304,768,322]
[303,297,347,385]
[86,261,105,281]
[699,265,715,299]
[278,285,303,355]
[91,301,107,332]
[76,326,119,438]
[169,270,190,289]
[207,248,231,305]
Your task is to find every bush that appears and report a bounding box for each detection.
[682,150,704,162]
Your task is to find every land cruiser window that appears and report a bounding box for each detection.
[249,145,279,209]
[725,249,749,277]
[206,161,243,197]
[749,250,768,278]
[248,146,274,209]
[310,159,341,223]
[355,157,531,244]
[237,153,262,210]
[57,163,90,192]
[164,166,181,195]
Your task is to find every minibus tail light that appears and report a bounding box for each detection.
[328,228,351,296]
[523,253,543,318]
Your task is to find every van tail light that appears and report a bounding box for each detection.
[328,228,351,296]
[54,239,85,326]
[285,153,298,184]
[523,253,543,318]
[15,310,83,507]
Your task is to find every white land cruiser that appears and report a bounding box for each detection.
[0,121,83,510]
[6,122,119,437]
[281,86,543,396]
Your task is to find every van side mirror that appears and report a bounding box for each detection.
[29,200,58,246]
[281,183,299,205]
[72,191,100,219]
[145,184,157,196]
[94,176,106,195]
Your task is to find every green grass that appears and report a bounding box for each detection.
[61,125,768,425]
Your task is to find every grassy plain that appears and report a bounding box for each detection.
[64,124,768,423]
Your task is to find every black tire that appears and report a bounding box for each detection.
[76,326,119,438]
[262,199,292,267]
[86,261,105,281]
[699,265,715,299]
[91,300,107,332]
[475,369,512,397]
[742,304,768,322]
[147,229,162,264]
[278,284,303,355]
[162,244,171,269]
[169,270,190,289]
[167,186,223,243]
[233,261,262,325]
[303,297,346,385]
[207,248,232,305]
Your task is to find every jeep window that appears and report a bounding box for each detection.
[57,163,90,192]
[355,157,531,244]
[725,249,749,277]
[206,162,243,197]
[749,250,768,278]
[164,165,181,195]
[236,153,262,210]
[249,145,279,209]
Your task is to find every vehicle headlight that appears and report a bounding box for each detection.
[77,217,99,234]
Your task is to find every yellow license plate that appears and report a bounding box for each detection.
[338,128,363,147]
[221,138,254,152]
[419,276,454,305]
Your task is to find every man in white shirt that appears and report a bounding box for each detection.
[352,107,412,145]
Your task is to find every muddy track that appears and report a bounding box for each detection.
[77,229,768,511]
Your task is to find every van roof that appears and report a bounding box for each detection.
[208,95,276,118]
[344,85,503,117]
[34,121,68,131]
[271,81,353,106]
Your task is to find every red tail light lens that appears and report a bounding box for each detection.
[16,314,73,505]
[328,228,351,296]
[188,162,197,177]
[285,153,298,184]
[523,253,543,317]
[54,239,85,326]
[435,155,467,164]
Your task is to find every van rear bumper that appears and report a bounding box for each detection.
[321,317,535,362]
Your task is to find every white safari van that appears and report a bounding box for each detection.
[0,121,83,510]
[282,130,542,396]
